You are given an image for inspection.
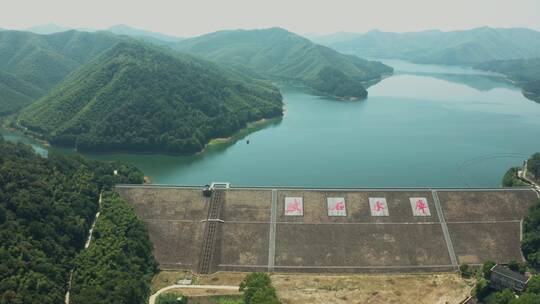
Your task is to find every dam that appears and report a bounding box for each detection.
[116,184,538,274]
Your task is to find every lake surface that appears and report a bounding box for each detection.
[3,60,540,187]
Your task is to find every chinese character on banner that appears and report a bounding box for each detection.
[284,197,303,216]
[410,197,431,216]
[327,197,346,216]
[369,198,389,216]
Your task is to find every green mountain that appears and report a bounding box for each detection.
[475,58,540,102]
[0,71,44,115]
[0,30,123,114]
[315,27,540,65]
[174,27,392,99]
[19,41,283,154]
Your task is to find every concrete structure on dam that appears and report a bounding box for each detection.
[116,185,538,274]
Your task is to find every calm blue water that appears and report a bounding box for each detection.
[3,60,540,187]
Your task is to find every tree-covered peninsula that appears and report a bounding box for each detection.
[18,41,283,154]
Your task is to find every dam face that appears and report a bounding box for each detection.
[115,185,537,274]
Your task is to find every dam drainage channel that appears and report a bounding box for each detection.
[431,190,459,270]
[199,190,224,274]
[268,189,278,272]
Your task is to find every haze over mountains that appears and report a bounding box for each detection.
[0,30,122,114]
[313,27,540,65]
[475,58,540,101]
[0,26,396,154]
[1,24,540,153]
[106,24,183,42]
[174,28,393,99]
[24,23,184,42]
[311,26,540,100]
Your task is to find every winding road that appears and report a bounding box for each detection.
[519,161,540,197]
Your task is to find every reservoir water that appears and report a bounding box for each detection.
[3,60,540,187]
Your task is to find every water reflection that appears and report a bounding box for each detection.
[2,60,540,187]
[380,59,513,92]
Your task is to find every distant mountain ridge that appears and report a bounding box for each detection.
[0,30,123,114]
[25,23,73,34]
[19,42,283,154]
[107,24,183,42]
[22,23,183,43]
[314,27,540,66]
[174,27,393,99]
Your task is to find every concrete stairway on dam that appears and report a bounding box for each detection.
[198,190,224,274]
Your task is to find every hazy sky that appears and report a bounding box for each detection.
[2,0,540,37]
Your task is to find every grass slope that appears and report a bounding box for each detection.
[175,27,392,99]
[19,41,283,154]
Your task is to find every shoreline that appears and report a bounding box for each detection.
[471,69,540,102]
[197,116,282,155]
[5,114,283,157]
[2,124,51,147]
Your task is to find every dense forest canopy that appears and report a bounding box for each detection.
[174,27,392,99]
[0,137,143,304]
[70,192,157,304]
[522,199,540,268]
[0,30,124,114]
[18,41,283,154]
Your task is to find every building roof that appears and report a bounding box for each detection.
[491,265,530,284]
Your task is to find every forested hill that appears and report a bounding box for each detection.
[314,27,540,66]
[19,41,283,154]
[0,30,123,115]
[174,27,393,99]
[0,137,145,303]
[475,58,540,102]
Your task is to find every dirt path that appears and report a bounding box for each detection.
[149,285,239,304]
[151,271,471,304]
